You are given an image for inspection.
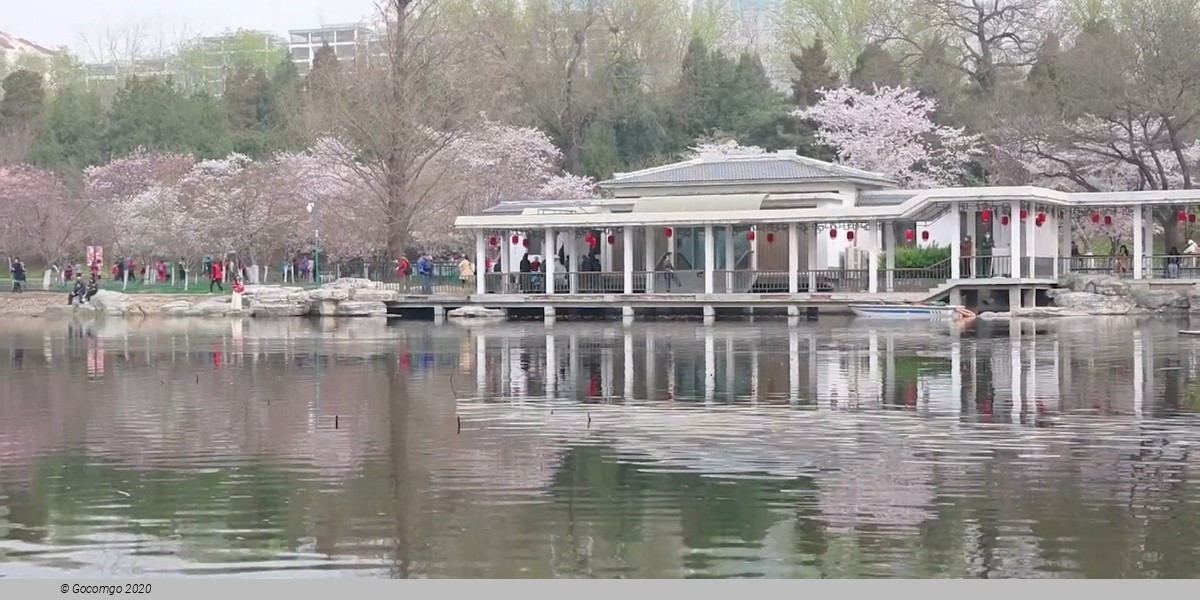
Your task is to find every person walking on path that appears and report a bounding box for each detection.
[210,259,225,293]
[396,256,410,289]
[416,253,433,294]
[9,258,27,292]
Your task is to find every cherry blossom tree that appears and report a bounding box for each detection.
[686,139,767,158]
[0,165,82,266]
[796,86,983,187]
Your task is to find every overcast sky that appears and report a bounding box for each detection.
[10,0,378,57]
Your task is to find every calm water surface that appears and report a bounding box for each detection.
[2,316,1200,578]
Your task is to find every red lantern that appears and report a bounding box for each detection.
[1179,211,1188,222]
[766,232,775,243]
[1091,212,1100,224]
[664,227,673,238]
[829,228,838,239]
[747,230,756,242]
[905,229,915,243]
[1036,217,1044,227]
[1104,215,1113,226]
[921,230,930,241]
[584,233,596,246]
[488,236,498,247]
[846,230,855,241]
[523,239,530,248]
[981,209,991,223]
[1020,209,1028,221]
[511,234,520,245]
[1037,212,1045,222]
[607,234,615,245]
[1001,215,1010,226]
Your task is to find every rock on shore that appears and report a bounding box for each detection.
[1047,273,1200,316]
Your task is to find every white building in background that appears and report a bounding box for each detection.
[0,30,56,68]
[287,24,376,75]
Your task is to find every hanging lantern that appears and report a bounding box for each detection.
[1019,208,1028,221]
[488,236,498,247]
[607,234,616,245]
[1037,212,1045,222]
[523,239,531,248]
[1091,212,1100,224]
[921,230,930,241]
[905,229,915,243]
[846,230,855,241]
[511,234,520,245]
[1104,215,1113,226]
[766,232,775,244]
[747,230,756,242]
[981,209,991,223]
[664,227,673,238]
[829,227,838,239]
[584,233,596,246]
[1035,217,1044,228]
[1179,210,1188,222]
[1001,215,1010,226]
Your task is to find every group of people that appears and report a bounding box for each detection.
[8,258,26,292]
[393,253,447,294]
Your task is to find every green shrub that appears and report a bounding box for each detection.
[890,245,950,268]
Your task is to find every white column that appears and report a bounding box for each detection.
[623,226,634,294]
[1053,210,1062,278]
[474,230,486,295]
[725,225,735,293]
[1026,202,1037,277]
[1143,206,1154,265]
[807,226,818,292]
[884,225,896,291]
[704,327,716,403]
[601,231,612,272]
[867,222,880,294]
[643,226,655,293]
[1010,201,1022,278]
[951,207,962,280]
[750,226,759,272]
[623,329,634,401]
[544,228,556,294]
[1133,206,1143,279]
[545,332,557,398]
[569,230,580,293]
[1133,330,1144,417]
[703,224,715,294]
[788,223,799,293]
[788,327,800,401]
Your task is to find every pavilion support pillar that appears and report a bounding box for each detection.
[704,225,715,294]
[1143,207,1155,266]
[623,226,634,294]
[544,228,556,295]
[1010,201,1022,279]
[474,229,486,295]
[868,222,880,294]
[1055,210,1065,278]
[807,225,818,292]
[788,223,799,294]
[750,226,759,271]
[1133,206,1144,279]
[643,226,656,293]
[1026,202,1037,277]
[951,205,962,280]
[725,225,735,293]
[884,224,896,292]
[569,229,580,293]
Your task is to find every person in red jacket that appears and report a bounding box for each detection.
[210,260,224,293]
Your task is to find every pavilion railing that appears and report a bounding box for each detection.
[881,259,951,292]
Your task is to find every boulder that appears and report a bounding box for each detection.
[1056,273,1130,296]
[307,287,352,302]
[88,290,134,315]
[448,306,505,318]
[243,285,304,299]
[159,300,196,316]
[321,277,376,290]
[349,287,401,302]
[1049,290,1142,314]
[1188,284,1200,314]
[192,300,243,317]
[312,299,339,316]
[1011,306,1091,318]
[250,298,312,317]
[334,301,387,317]
[44,303,100,317]
[1130,288,1190,312]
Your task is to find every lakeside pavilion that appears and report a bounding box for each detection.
[451,150,1200,319]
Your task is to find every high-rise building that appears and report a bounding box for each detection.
[287,24,375,75]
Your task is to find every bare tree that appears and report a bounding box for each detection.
[297,0,482,259]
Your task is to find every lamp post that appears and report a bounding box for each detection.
[307,201,320,284]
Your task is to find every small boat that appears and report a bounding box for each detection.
[850,303,976,320]
[1180,330,1200,336]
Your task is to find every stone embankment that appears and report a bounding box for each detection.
[979,273,1200,319]
[29,278,400,318]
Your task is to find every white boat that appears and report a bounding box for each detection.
[849,303,975,320]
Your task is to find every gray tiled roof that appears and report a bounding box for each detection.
[604,152,898,187]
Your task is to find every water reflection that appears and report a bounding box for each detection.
[1,317,1199,578]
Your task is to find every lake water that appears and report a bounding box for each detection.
[1,316,1199,578]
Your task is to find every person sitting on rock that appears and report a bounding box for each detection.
[85,276,99,303]
[68,275,87,305]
